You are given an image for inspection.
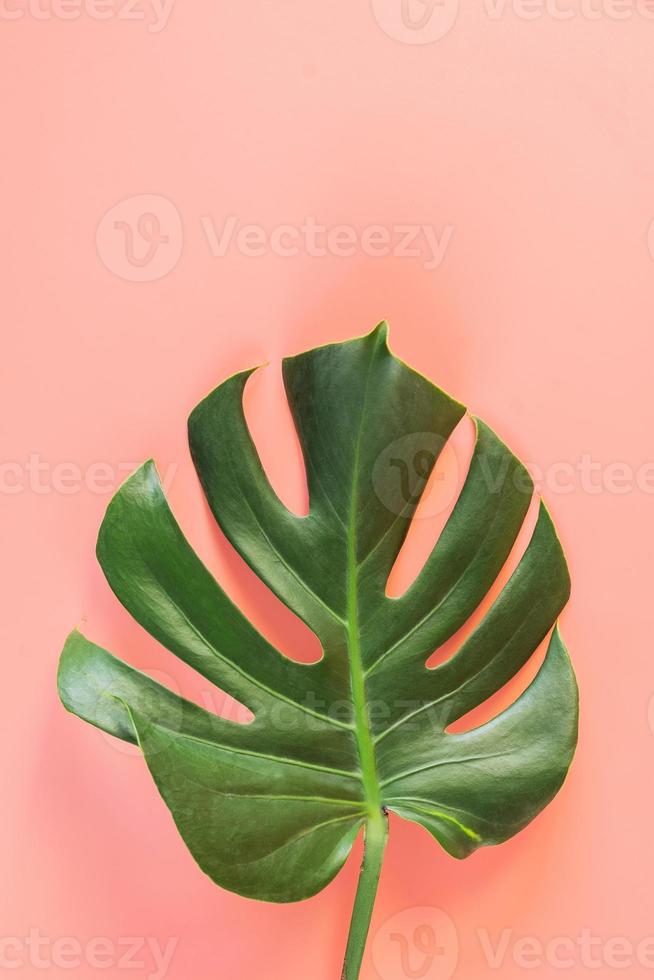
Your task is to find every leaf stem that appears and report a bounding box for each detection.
[342,810,388,980]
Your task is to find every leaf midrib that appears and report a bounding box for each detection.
[346,337,384,819]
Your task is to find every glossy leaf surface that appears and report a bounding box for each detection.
[58,325,577,908]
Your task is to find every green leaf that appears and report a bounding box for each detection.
[58,323,578,978]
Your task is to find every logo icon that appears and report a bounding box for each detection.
[372,432,460,519]
[96,194,183,282]
[373,907,459,980]
[97,668,183,756]
[371,0,459,44]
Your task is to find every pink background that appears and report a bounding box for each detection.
[3,3,654,978]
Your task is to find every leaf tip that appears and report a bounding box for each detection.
[57,627,87,709]
[370,320,390,343]
[60,626,86,659]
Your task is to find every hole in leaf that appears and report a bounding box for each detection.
[142,660,256,726]
[446,627,551,735]
[386,415,476,599]
[243,362,309,518]
[424,490,540,670]
[190,494,323,665]
[187,384,322,666]
[89,620,255,731]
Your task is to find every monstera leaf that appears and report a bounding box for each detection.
[58,324,578,980]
